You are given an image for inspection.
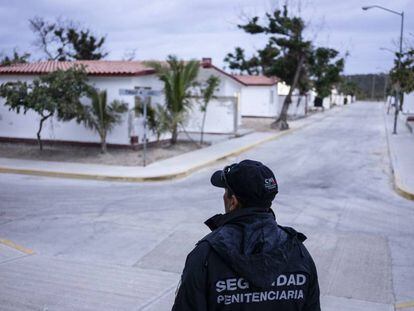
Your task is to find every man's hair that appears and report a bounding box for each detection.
[226,188,244,208]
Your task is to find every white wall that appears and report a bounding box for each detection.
[0,67,245,144]
[240,85,279,118]
[184,67,242,133]
[184,97,238,134]
[308,90,316,108]
[403,92,414,114]
[330,92,351,106]
[278,81,290,96]
[323,97,331,109]
[57,76,136,145]
[201,67,243,126]
[332,94,343,106]
[288,95,308,116]
[0,75,135,145]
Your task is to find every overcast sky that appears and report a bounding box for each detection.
[0,0,413,74]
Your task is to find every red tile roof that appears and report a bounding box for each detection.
[0,60,278,88]
[0,60,155,76]
[232,75,279,86]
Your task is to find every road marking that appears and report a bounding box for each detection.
[0,238,35,255]
[395,301,414,309]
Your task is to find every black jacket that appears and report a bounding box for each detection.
[172,207,320,311]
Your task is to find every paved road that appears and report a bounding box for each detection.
[0,102,413,311]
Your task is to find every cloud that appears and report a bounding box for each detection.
[0,0,412,74]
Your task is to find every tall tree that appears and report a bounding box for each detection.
[309,47,344,104]
[0,66,89,150]
[0,49,30,66]
[338,79,360,98]
[389,49,414,133]
[147,56,200,144]
[80,89,128,153]
[390,49,414,109]
[296,67,312,114]
[29,17,108,61]
[225,5,311,130]
[224,47,261,75]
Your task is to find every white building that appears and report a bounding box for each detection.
[184,60,244,134]
[403,92,414,114]
[233,75,279,118]
[0,59,245,147]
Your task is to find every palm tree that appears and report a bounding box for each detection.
[82,88,128,153]
[199,76,220,144]
[147,55,200,144]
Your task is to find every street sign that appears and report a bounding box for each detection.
[119,87,163,167]
[119,88,162,97]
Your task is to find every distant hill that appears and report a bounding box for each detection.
[342,74,389,101]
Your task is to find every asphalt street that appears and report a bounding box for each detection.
[0,101,413,311]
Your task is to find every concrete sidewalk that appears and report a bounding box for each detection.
[0,107,342,182]
[384,107,414,200]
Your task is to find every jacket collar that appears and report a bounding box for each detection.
[204,207,275,231]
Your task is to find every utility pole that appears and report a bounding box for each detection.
[362,5,404,133]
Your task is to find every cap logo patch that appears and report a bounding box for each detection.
[264,177,277,190]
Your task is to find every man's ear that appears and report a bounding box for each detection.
[230,195,240,212]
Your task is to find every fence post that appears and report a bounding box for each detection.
[233,96,238,135]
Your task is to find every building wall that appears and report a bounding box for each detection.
[288,95,308,116]
[188,67,243,131]
[185,97,238,134]
[194,68,243,127]
[0,67,244,145]
[277,81,290,96]
[0,75,136,145]
[403,92,414,114]
[323,97,331,109]
[240,85,279,118]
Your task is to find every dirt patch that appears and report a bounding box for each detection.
[241,117,276,132]
[0,141,207,166]
[242,112,318,132]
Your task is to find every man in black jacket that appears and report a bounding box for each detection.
[172,159,320,311]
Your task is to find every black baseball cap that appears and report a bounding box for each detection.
[210,159,278,206]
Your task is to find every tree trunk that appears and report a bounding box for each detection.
[271,55,305,131]
[304,94,308,115]
[37,113,52,151]
[272,95,292,130]
[101,140,107,153]
[200,109,207,145]
[180,124,200,147]
[171,123,178,144]
[100,134,107,153]
[393,89,403,134]
[296,95,302,116]
[393,103,399,134]
[296,95,302,108]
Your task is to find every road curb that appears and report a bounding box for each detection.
[0,130,291,183]
[0,110,333,182]
[383,108,414,201]
[394,174,414,201]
